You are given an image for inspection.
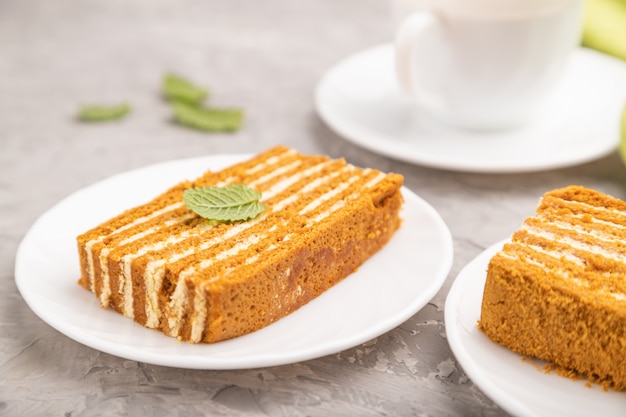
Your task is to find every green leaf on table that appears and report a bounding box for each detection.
[78,102,131,122]
[183,184,265,222]
[171,100,243,132]
[163,73,209,104]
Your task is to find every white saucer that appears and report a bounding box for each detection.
[445,241,626,417]
[315,44,626,173]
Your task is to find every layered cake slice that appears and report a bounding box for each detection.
[77,146,404,343]
[479,185,626,390]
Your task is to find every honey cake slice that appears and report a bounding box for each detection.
[77,146,404,343]
[479,185,626,391]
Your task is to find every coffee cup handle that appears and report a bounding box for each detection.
[394,12,438,99]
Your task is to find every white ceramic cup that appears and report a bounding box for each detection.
[393,0,584,130]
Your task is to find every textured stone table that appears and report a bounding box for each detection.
[2,1,625,416]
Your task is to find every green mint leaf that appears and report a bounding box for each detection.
[163,73,209,104]
[183,184,265,222]
[171,100,243,132]
[78,102,131,122]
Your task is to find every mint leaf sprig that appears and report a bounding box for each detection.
[162,73,209,105]
[75,73,243,132]
[171,100,243,132]
[163,73,244,132]
[78,102,131,122]
[183,184,265,222]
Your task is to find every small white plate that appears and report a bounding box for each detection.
[315,44,626,173]
[445,241,626,417]
[15,154,453,370]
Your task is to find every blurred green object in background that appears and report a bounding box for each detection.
[586,0,626,164]
[618,105,626,167]
[582,0,626,61]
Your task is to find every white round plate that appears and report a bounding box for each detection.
[445,241,626,417]
[15,154,453,370]
[315,44,626,173]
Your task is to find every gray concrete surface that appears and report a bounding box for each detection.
[2,1,625,416]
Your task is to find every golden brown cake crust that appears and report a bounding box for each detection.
[479,185,626,391]
[77,145,404,343]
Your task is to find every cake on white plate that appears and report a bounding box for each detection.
[77,145,404,343]
[480,185,626,391]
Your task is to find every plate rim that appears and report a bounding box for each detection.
[444,240,531,417]
[15,153,454,369]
